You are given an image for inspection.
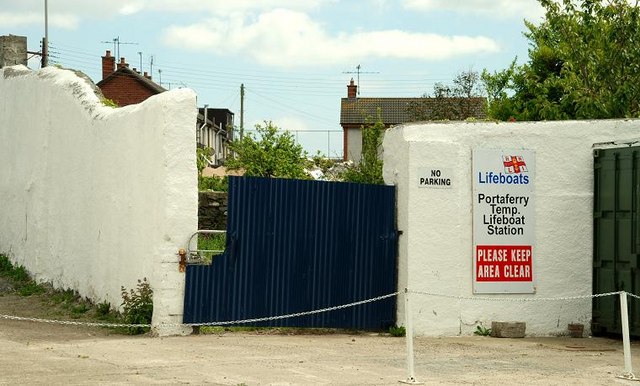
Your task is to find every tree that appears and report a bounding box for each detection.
[343,110,384,184]
[483,0,640,121]
[196,147,213,176]
[407,70,484,121]
[225,121,308,179]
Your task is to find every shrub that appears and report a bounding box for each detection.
[198,175,228,191]
[120,278,153,335]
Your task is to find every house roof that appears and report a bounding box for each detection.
[340,98,415,126]
[96,66,166,94]
[340,96,487,126]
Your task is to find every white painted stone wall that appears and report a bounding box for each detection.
[383,120,640,336]
[0,66,197,335]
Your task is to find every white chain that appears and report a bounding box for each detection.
[3,290,638,328]
[0,292,399,328]
[407,289,624,302]
[185,292,399,327]
[627,292,640,300]
[0,314,151,328]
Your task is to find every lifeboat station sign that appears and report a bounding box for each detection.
[472,149,535,294]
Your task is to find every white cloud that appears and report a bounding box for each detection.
[142,0,333,14]
[119,4,145,16]
[163,9,500,67]
[402,0,544,19]
[0,0,333,28]
[0,12,78,29]
[274,116,313,132]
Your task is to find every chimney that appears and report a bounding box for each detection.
[117,57,128,70]
[0,35,27,68]
[143,71,151,80]
[347,78,357,99]
[101,50,115,79]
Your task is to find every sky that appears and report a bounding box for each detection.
[1,0,546,158]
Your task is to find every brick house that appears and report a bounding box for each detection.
[97,50,165,106]
[97,50,234,165]
[340,79,487,161]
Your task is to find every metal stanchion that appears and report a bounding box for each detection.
[400,288,422,384]
[617,291,638,381]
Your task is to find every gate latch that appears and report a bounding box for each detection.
[178,249,187,272]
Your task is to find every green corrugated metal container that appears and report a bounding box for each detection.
[593,146,640,336]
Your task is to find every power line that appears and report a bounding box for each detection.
[246,88,337,126]
[342,64,379,95]
[49,44,456,95]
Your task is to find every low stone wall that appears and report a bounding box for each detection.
[198,191,228,230]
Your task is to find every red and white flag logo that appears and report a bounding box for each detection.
[503,155,527,174]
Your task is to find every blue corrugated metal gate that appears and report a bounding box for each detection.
[184,176,398,330]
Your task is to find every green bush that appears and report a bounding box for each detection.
[120,278,153,335]
[198,176,228,191]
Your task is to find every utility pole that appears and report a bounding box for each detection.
[240,83,245,140]
[138,51,142,71]
[42,0,48,67]
[158,69,162,86]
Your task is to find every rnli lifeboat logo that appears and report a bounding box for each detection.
[502,155,527,174]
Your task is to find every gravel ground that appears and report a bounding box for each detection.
[0,317,638,385]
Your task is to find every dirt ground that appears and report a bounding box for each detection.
[0,321,639,385]
[1,276,640,385]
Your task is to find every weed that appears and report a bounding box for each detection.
[474,325,492,336]
[0,255,46,295]
[96,301,111,316]
[101,98,118,108]
[51,289,78,305]
[0,255,123,329]
[388,325,406,337]
[120,278,153,335]
[0,254,12,273]
[70,303,90,317]
[197,233,226,263]
[16,281,45,296]
[8,265,30,283]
